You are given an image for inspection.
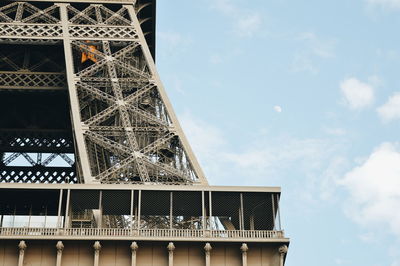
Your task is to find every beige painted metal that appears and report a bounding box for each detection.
[0,240,284,266]
[58,3,94,183]
[93,241,101,266]
[130,241,138,266]
[56,241,64,266]
[125,5,209,186]
[204,242,212,266]
[17,240,27,266]
[279,245,288,266]
[241,243,249,266]
[0,182,281,193]
[167,242,175,266]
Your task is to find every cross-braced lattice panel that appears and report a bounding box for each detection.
[67,3,133,26]
[0,166,76,184]
[70,38,200,184]
[243,192,275,231]
[140,190,170,229]
[102,190,132,229]
[172,191,203,229]
[0,2,60,24]
[211,192,241,231]
[0,2,62,41]
[70,190,100,229]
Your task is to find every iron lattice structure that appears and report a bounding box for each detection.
[0,0,208,186]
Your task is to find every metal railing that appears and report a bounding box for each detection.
[0,227,284,239]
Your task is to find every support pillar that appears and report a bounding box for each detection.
[240,243,248,266]
[204,243,212,266]
[17,240,27,266]
[56,241,64,266]
[279,245,288,266]
[167,242,175,266]
[130,242,139,266]
[93,241,101,266]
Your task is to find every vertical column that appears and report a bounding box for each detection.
[169,192,173,229]
[240,193,244,230]
[137,190,141,230]
[277,194,282,231]
[271,194,276,230]
[57,3,93,183]
[130,242,139,266]
[56,241,64,266]
[93,241,101,266]
[240,243,248,266]
[98,191,103,228]
[64,189,71,229]
[130,190,134,232]
[204,243,212,266]
[167,242,175,266]
[278,245,288,266]
[208,192,212,230]
[57,189,63,229]
[201,191,206,232]
[17,240,27,266]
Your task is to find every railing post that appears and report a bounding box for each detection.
[204,243,212,266]
[130,241,138,266]
[56,241,64,266]
[167,242,175,266]
[93,241,101,266]
[279,245,288,266]
[240,243,248,266]
[18,240,27,266]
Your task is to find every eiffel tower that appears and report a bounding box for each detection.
[0,1,289,266]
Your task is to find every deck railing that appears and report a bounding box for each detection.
[0,227,284,239]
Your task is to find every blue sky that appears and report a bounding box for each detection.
[156,0,400,265]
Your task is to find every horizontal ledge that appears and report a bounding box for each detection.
[10,0,135,4]
[0,228,288,243]
[0,183,281,193]
[0,235,290,243]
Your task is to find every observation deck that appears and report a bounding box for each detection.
[0,184,288,244]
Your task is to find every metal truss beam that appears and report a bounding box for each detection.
[0,1,208,186]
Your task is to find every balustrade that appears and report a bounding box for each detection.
[0,227,284,239]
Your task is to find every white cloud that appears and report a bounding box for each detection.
[180,112,345,199]
[377,92,400,122]
[367,0,400,9]
[340,142,400,236]
[273,105,282,113]
[299,32,336,58]
[324,127,347,136]
[158,31,192,55]
[236,14,262,37]
[291,53,318,74]
[340,78,375,109]
[211,0,263,38]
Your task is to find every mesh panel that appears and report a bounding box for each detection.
[70,190,100,228]
[0,189,60,228]
[172,191,203,229]
[102,190,132,228]
[140,190,170,229]
[243,192,274,230]
[211,192,240,230]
